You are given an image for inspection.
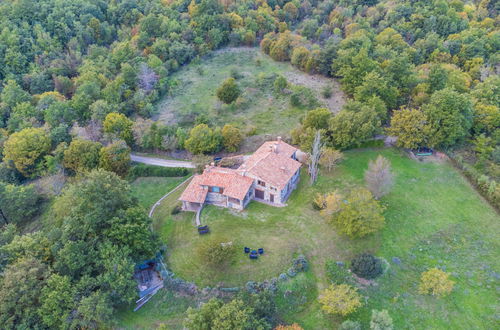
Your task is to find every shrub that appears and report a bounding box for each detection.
[312,193,326,210]
[290,86,318,108]
[229,67,242,80]
[339,320,362,330]
[327,188,385,238]
[350,254,383,279]
[325,261,352,285]
[321,86,332,98]
[279,273,288,281]
[292,255,308,272]
[287,268,297,277]
[418,268,455,297]
[370,309,393,330]
[171,204,182,215]
[129,164,189,180]
[274,75,288,93]
[216,78,241,104]
[318,284,362,316]
[196,238,236,269]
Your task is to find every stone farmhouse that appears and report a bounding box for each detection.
[179,138,302,211]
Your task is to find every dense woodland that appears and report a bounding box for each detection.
[0,0,498,328]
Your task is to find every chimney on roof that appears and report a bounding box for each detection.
[277,136,282,143]
[280,166,286,172]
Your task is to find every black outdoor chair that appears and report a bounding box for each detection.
[258,248,264,254]
[244,247,250,253]
[249,250,258,259]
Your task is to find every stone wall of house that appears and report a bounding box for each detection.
[206,192,227,206]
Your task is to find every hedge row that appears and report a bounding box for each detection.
[448,154,500,211]
[129,163,191,180]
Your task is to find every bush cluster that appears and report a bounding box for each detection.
[128,164,190,180]
[325,261,353,285]
[449,154,500,210]
[350,254,384,279]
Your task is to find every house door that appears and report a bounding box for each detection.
[270,194,274,203]
[255,189,264,199]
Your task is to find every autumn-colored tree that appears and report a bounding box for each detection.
[283,2,299,22]
[216,78,240,104]
[269,31,297,61]
[221,124,243,152]
[320,147,343,172]
[318,284,362,316]
[386,107,431,149]
[63,139,102,173]
[291,46,310,71]
[365,155,394,199]
[328,187,385,238]
[185,124,222,154]
[418,268,455,297]
[99,140,131,177]
[472,103,500,137]
[103,112,133,145]
[3,128,51,177]
[319,190,343,218]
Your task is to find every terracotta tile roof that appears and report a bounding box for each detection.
[255,140,297,158]
[238,140,302,190]
[179,139,301,205]
[179,167,253,203]
[179,175,208,203]
[199,167,253,200]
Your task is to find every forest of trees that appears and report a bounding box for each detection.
[0,0,498,328]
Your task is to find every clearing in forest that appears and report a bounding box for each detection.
[155,47,345,136]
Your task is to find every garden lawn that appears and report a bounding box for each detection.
[155,47,341,135]
[119,148,499,329]
[130,176,188,211]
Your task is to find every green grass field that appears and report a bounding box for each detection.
[155,48,343,136]
[130,176,189,211]
[117,148,499,329]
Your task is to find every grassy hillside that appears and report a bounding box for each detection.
[155,47,344,136]
[130,176,189,211]
[117,148,499,329]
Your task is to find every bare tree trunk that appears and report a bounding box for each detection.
[309,130,322,185]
